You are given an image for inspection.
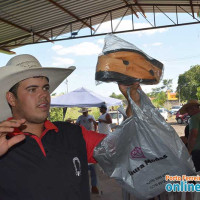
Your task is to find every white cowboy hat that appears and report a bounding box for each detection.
[78,107,91,113]
[179,99,200,114]
[0,54,76,121]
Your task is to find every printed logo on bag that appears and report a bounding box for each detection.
[130,147,146,159]
[128,154,168,176]
[73,157,81,176]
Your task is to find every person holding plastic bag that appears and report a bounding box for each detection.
[94,82,196,200]
[94,34,196,200]
[0,54,149,200]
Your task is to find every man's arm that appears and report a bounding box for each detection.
[98,114,112,124]
[80,126,106,163]
[0,119,26,157]
[91,116,97,131]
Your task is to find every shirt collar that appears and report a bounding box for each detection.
[7,118,58,136]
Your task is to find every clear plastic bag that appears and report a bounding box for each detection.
[95,34,164,85]
[94,88,196,200]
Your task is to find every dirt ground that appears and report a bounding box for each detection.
[91,117,187,200]
[167,116,186,137]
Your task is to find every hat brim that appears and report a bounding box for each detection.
[179,103,200,114]
[0,66,75,121]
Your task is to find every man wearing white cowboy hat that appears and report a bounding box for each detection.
[0,54,141,200]
[180,99,200,171]
[76,107,97,132]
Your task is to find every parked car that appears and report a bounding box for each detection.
[158,108,168,121]
[176,111,190,124]
[170,105,182,115]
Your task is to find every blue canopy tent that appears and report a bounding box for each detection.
[51,87,122,108]
[51,87,122,120]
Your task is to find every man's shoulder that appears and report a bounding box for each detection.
[106,112,111,116]
[77,115,83,120]
[191,112,200,120]
[53,121,81,131]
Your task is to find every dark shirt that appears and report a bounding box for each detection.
[0,120,106,200]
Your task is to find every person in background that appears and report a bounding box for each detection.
[98,104,112,134]
[76,107,99,194]
[180,100,200,171]
[76,107,97,131]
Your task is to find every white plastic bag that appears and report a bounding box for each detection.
[94,88,196,200]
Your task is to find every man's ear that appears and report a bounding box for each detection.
[6,92,16,107]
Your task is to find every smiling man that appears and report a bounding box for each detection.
[0,54,140,200]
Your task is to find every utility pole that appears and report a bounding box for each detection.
[65,79,68,93]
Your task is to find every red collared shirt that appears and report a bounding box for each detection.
[7,119,106,163]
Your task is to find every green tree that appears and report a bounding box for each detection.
[177,65,200,101]
[49,107,63,121]
[147,79,172,107]
[151,91,167,107]
[110,92,125,100]
[162,79,173,91]
[196,86,200,100]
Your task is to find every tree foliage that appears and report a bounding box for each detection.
[197,87,200,100]
[147,79,172,107]
[110,92,125,100]
[151,91,167,108]
[177,65,200,101]
[49,107,63,122]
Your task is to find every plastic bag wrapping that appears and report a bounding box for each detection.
[93,88,196,200]
[95,34,164,85]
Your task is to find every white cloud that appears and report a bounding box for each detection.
[51,45,63,50]
[52,57,75,67]
[94,19,168,36]
[143,42,163,48]
[152,42,162,46]
[97,39,104,44]
[51,42,101,56]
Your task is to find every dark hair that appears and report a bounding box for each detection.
[100,104,107,111]
[9,82,20,98]
[7,82,20,111]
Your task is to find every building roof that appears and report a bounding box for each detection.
[0,0,200,54]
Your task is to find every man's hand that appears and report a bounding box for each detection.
[118,82,141,117]
[88,118,93,122]
[0,119,26,157]
[98,119,103,123]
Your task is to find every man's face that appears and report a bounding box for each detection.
[10,77,50,123]
[83,111,88,116]
[100,107,106,113]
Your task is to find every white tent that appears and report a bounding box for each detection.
[51,87,122,108]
